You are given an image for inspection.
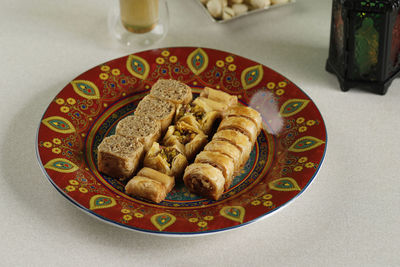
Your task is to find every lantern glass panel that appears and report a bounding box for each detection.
[332,0,345,74]
[390,10,400,74]
[348,12,384,81]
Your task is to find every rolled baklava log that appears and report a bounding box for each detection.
[125,176,166,203]
[203,140,242,172]
[136,167,175,193]
[150,79,193,105]
[223,105,262,136]
[212,129,253,168]
[115,114,161,151]
[194,151,235,190]
[192,97,229,114]
[135,95,176,133]
[174,101,220,135]
[200,87,238,107]
[217,116,259,144]
[163,121,208,161]
[143,142,188,178]
[97,135,144,180]
[125,167,175,203]
[183,163,225,200]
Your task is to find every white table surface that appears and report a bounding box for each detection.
[1,0,399,266]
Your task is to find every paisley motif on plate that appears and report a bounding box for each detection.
[241,65,263,90]
[126,54,150,80]
[151,213,176,231]
[42,116,76,134]
[71,80,100,100]
[89,195,117,210]
[288,136,325,152]
[187,48,208,75]
[269,177,301,191]
[44,158,79,173]
[220,206,245,223]
[279,99,310,117]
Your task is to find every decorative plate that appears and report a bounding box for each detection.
[36,47,327,236]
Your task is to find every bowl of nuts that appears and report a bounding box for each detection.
[198,0,295,23]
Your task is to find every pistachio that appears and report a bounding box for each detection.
[161,147,179,164]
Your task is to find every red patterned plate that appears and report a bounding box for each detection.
[36,47,327,236]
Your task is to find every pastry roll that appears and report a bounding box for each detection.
[135,95,176,133]
[125,176,166,203]
[115,114,161,151]
[194,151,235,190]
[212,129,252,167]
[183,163,225,201]
[223,105,262,135]
[192,97,228,114]
[204,140,241,171]
[136,167,175,193]
[217,116,259,144]
[143,142,188,178]
[175,103,220,134]
[163,121,208,161]
[97,135,144,180]
[150,79,193,105]
[200,87,238,107]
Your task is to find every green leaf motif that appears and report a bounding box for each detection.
[279,99,310,117]
[288,136,325,152]
[269,177,301,191]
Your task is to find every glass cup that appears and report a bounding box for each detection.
[108,0,169,47]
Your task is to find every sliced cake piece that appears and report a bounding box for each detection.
[97,135,144,180]
[150,79,193,105]
[135,95,176,133]
[115,114,161,151]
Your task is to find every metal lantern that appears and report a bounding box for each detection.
[326,0,400,95]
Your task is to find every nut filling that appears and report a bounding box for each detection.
[190,177,214,195]
[158,147,179,167]
[176,104,206,122]
[173,125,198,144]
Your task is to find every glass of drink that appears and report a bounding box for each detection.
[108,0,169,47]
